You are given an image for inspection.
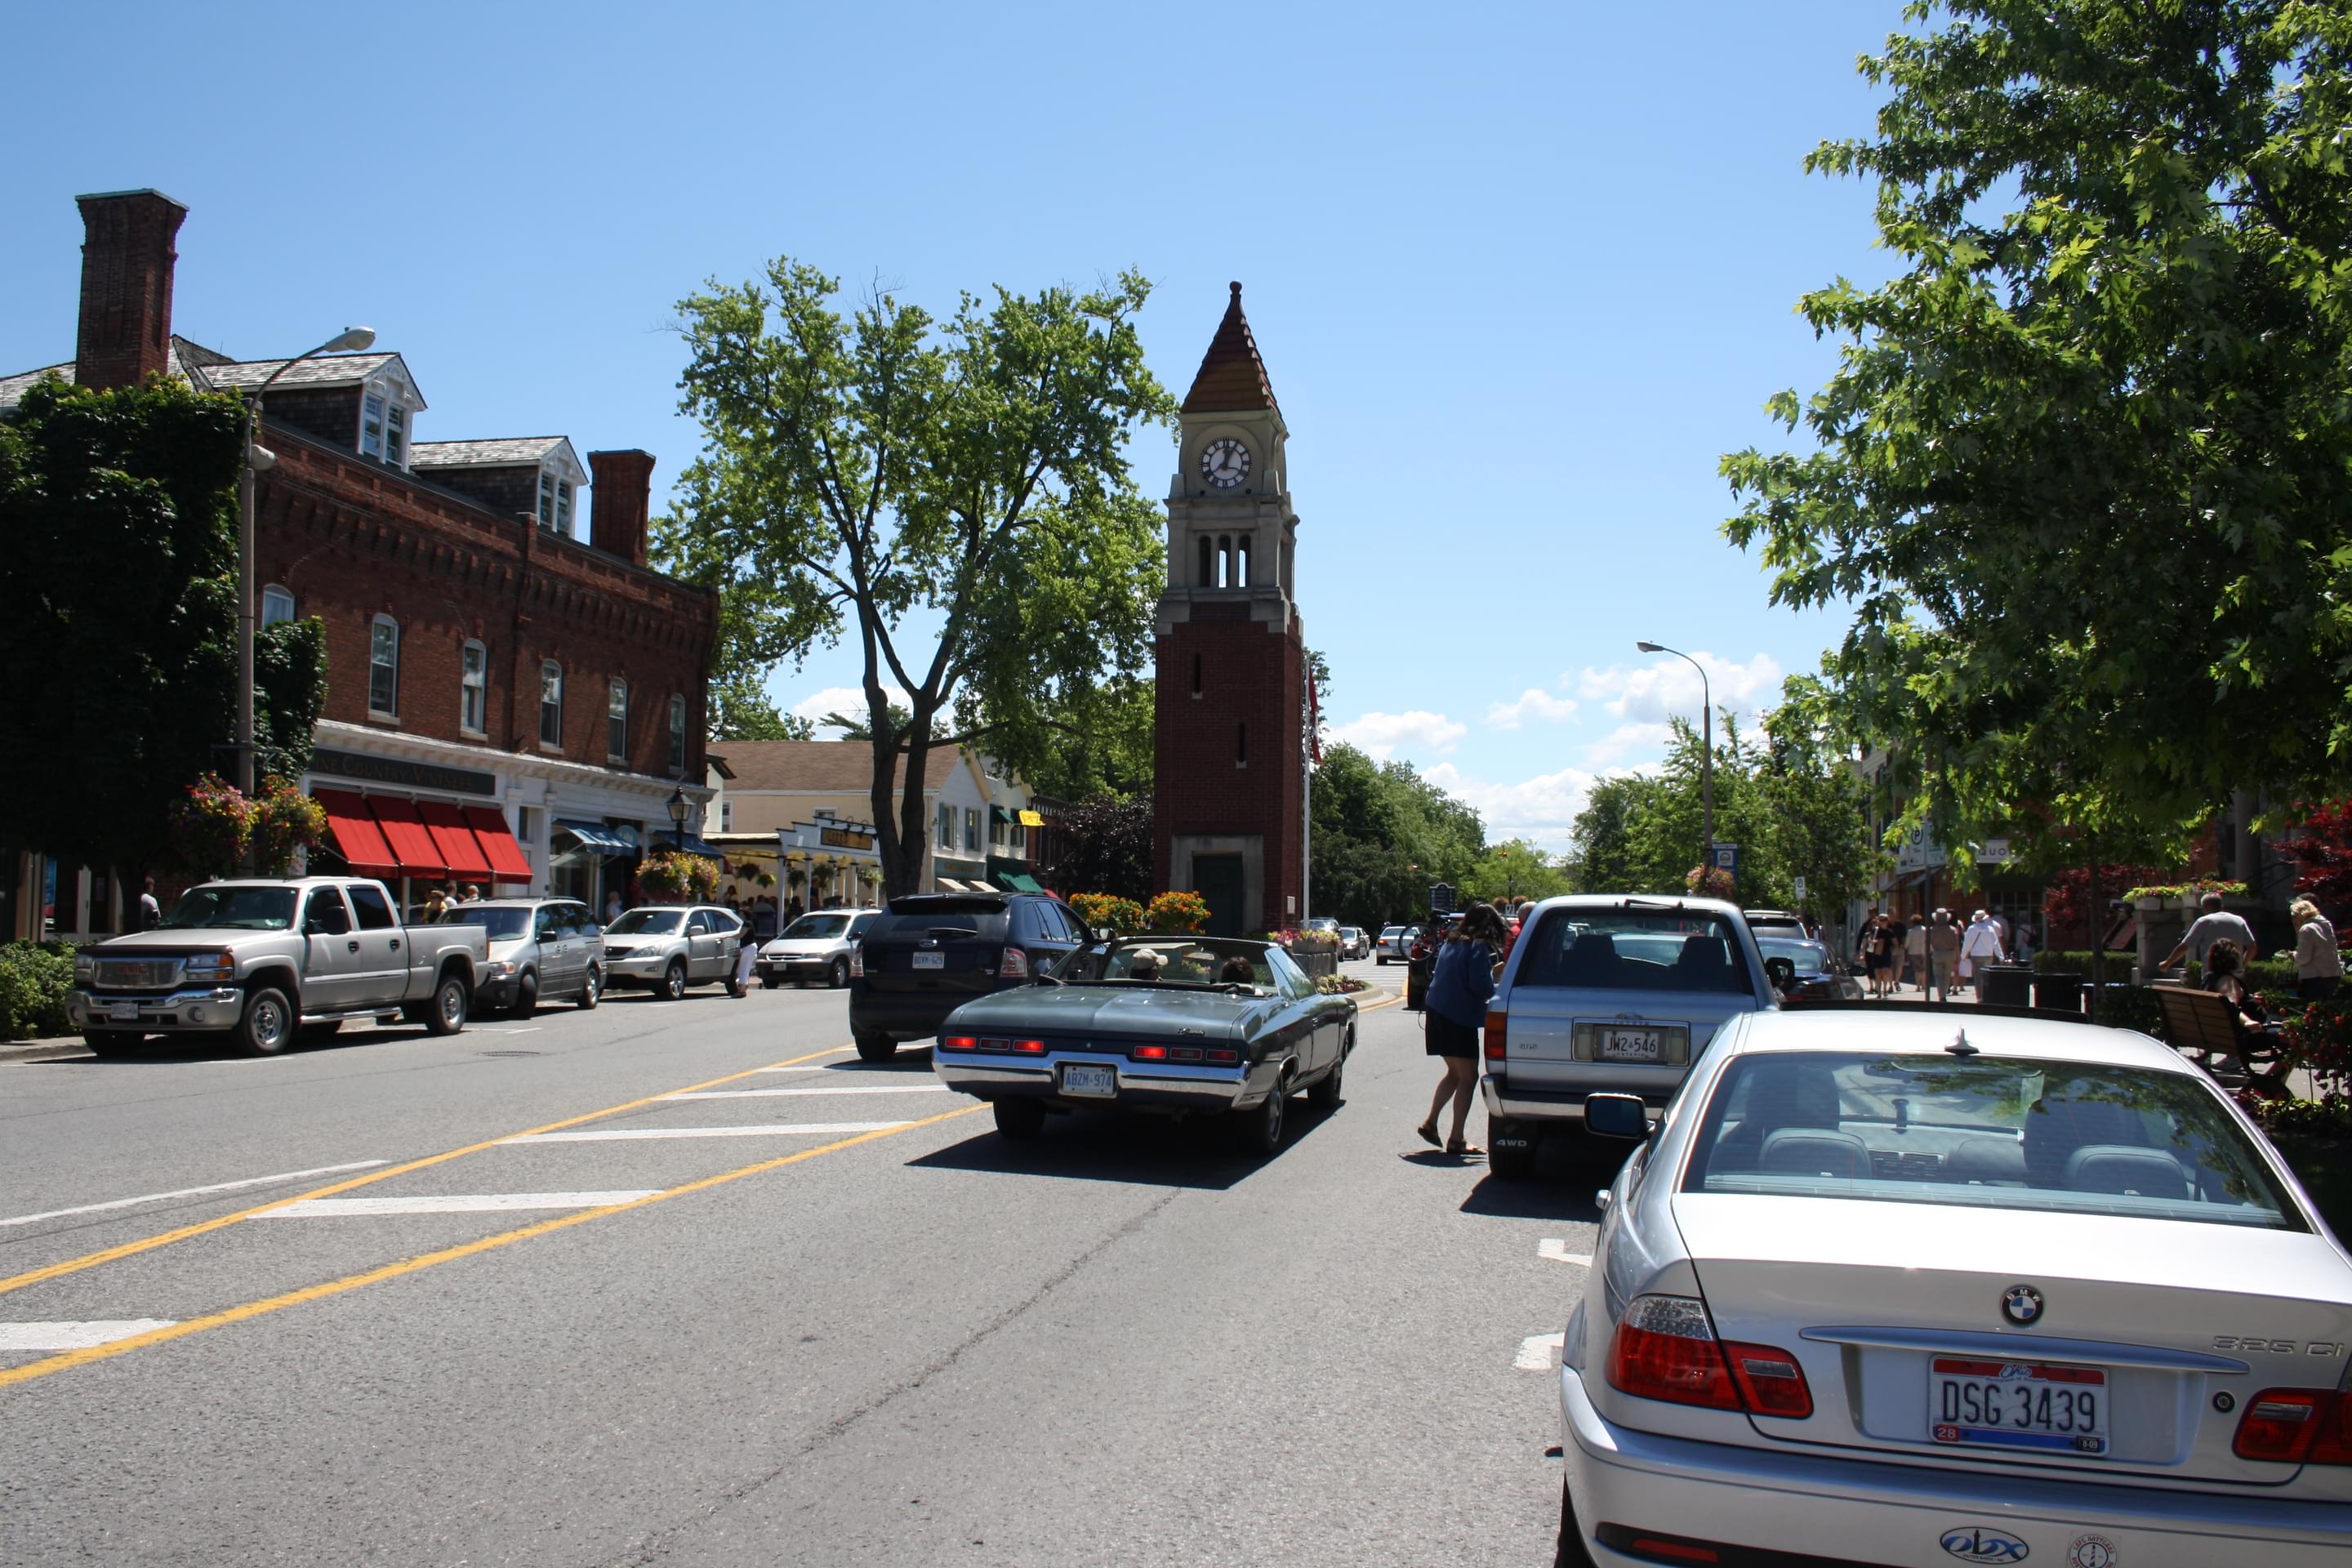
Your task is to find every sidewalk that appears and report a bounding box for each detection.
[1,1033,91,1065]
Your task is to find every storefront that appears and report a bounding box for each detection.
[778,817,884,911]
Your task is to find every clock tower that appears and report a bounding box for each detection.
[1153,283,1305,937]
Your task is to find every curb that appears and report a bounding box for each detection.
[2,1037,91,1065]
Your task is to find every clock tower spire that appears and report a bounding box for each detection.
[1153,283,1306,936]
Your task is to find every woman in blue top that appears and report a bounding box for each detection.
[1417,902,1509,1156]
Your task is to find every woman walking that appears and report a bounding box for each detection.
[1417,902,1509,1157]
[1859,913,1895,1000]
[2292,899,2341,1003]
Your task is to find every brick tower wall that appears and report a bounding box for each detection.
[1152,602,1305,931]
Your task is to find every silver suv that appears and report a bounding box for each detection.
[758,908,881,988]
[602,904,747,1000]
[1479,894,1776,1178]
[436,898,604,1018]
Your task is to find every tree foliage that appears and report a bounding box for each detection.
[1041,794,1152,902]
[0,376,325,875]
[663,261,1173,894]
[1309,742,1486,929]
[1722,0,2352,871]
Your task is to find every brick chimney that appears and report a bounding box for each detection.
[587,449,656,567]
[74,189,188,391]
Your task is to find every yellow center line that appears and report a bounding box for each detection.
[0,1043,854,1298]
[0,1103,986,1391]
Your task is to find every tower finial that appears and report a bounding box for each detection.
[1229,280,1242,299]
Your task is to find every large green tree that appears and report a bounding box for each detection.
[0,376,326,875]
[1722,0,2352,872]
[1308,743,1487,929]
[664,263,1173,893]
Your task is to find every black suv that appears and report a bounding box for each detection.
[847,892,1086,1061]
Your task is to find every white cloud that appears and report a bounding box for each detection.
[1575,651,1784,725]
[1420,761,1599,854]
[1484,688,1579,729]
[789,685,911,736]
[1330,709,1467,762]
[1582,721,1674,768]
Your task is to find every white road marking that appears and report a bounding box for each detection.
[1539,1239,1592,1267]
[751,1065,827,1075]
[1516,1332,1566,1371]
[0,1320,177,1351]
[477,1027,542,1036]
[0,1161,390,1228]
[256,1192,659,1218]
[501,1121,911,1144]
[658,1085,950,1100]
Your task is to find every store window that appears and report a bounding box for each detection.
[608,679,629,760]
[539,661,564,749]
[261,585,296,626]
[460,641,487,734]
[369,616,399,716]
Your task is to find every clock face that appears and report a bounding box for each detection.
[1200,438,1250,489]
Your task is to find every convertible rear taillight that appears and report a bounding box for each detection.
[1205,1047,1241,1065]
[941,1035,979,1051]
[938,1036,1045,1054]
[1484,1009,1507,1062]
[1134,1045,1167,1060]
[1009,1038,1045,1055]
[2234,1389,2352,1464]
[999,947,1028,979]
[1606,1294,1811,1419]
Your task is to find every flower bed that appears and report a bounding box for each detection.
[1069,893,1145,934]
[1316,973,1370,996]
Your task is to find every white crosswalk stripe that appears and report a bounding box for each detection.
[1539,1238,1591,1267]
[1516,1332,1566,1371]
[0,1321,176,1352]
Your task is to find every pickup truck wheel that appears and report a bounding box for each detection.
[828,957,849,989]
[510,973,537,1020]
[1307,1054,1345,1111]
[993,1098,1046,1140]
[1235,1079,1288,1154]
[854,1033,898,1062]
[577,967,601,1009]
[239,987,296,1056]
[1487,1120,1541,1179]
[81,1031,139,1059]
[659,961,688,1001]
[424,973,469,1036]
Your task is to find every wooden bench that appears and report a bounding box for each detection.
[2152,984,2287,1093]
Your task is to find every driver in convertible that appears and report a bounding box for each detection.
[1218,956,1255,986]
[1127,950,1164,983]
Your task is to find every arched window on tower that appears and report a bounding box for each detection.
[1236,535,1251,586]
[1217,536,1232,587]
[1236,722,1248,768]
[1197,535,1212,587]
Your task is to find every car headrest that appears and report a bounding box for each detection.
[1757,1127,1872,1180]
[1558,933,1619,986]
[2065,1144,2191,1200]
[1945,1135,2027,1186]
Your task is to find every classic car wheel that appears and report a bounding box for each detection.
[425,973,470,1036]
[511,973,538,1020]
[993,1098,1046,1140]
[660,961,688,1001]
[81,1031,139,1059]
[577,967,601,1009]
[1307,1054,1344,1111]
[1486,1119,1540,1179]
[854,1032,898,1062]
[238,987,296,1055]
[1554,1477,1599,1568]
[1236,1080,1288,1154]
[828,957,849,988]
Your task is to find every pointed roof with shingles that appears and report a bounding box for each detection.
[1180,281,1280,419]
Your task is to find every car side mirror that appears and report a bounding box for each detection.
[1764,956,1796,991]
[1584,1093,1649,1142]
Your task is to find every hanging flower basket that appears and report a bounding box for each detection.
[167,774,252,877]
[1685,864,1735,901]
[639,850,720,903]
[249,778,327,875]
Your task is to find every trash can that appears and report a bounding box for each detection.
[2031,973,2084,1013]
[1980,964,2034,1009]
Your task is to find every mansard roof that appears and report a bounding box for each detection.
[1180,281,1281,420]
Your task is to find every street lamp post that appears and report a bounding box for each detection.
[667,784,690,854]
[236,327,375,804]
[1637,641,1713,869]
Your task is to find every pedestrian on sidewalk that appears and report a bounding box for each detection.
[422,884,450,922]
[1417,901,1508,1158]
[2292,899,2341,1002]
[1927,908,1961,1003]
[2160,892,2256,980]
[732,921,759,996]
[1859,912,1895,1000]
[137,875,162,932]
[1960,909,2007,997]
[1903,916,1928,995]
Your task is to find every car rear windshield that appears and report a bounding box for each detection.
[160,886,296,931]
[607,910,684,936]
[866,900,1010,942]
[1682,1052,2301,1230]
[781,914,851,939]
[1515,909,1754,994]
[1757,938,1830,971]
[439,907,532,940]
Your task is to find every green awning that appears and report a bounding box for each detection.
[989,804,1012,823]
[999,871,1043,893]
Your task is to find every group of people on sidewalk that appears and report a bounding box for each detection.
[1855,907,2016,1001]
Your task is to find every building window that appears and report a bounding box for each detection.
[385,403,406,467]
[368,616,399,716]
[608,679,629,760]
[539,661,564,748]
[1236,534,1251,586]
[667,694,687,773]
[261,585,296,626]
[964,808,981,853]
[1236,721,1248,768]
[557,479,574,536]
[719,800,733,831]
[936,803,954,849]
[539,471,575,534]
[460,641,487,733]
[1196,536,1211,587]
[1010,820,1027,855]
[1192,653,1202,698]
[359,381,412,467]
[991,815,1006,850]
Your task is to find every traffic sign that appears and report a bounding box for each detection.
[1793,875,1808,902]
[1710,842,1740,877]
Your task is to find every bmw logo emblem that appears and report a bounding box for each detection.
[2002,1285,2045,1326]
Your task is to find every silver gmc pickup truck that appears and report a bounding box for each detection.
[65,877,488,1057]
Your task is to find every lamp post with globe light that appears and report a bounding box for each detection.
[1637,641,1713,873]
[667,784,690,855]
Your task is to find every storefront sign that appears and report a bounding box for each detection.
[310,747,497,798]
[1978,837,2013,865]
[821,826,875,850]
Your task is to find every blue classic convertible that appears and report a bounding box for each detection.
[929,935,1357,1152]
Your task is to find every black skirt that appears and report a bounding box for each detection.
[1425,1011,1479,1058]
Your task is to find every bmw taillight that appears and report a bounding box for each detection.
[1606,1294,1811,1419]
[1000,947,1028,979]
[2235,1390,2352,1464]
[849,945,864,979]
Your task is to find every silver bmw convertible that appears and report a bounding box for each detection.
[1557,1008,2352,1567]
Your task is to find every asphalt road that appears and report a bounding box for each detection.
[0,958,1610,1566]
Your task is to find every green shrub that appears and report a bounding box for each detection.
[0,942,78,1040]
[2090,984,2164,1036]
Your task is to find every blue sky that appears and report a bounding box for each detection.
[1,1,1904,850]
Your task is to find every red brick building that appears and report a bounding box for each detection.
[2,189,719,934]
[1152,285,1307,935]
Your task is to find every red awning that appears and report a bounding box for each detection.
[416,800,493,880]
[314,789,398,878]
[367,795,446,877]
[463,805,534,882]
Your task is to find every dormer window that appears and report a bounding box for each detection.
[538,470,576,535]
[358,378,416,469]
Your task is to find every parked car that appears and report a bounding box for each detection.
[1742,907,1809,937]
[1556,1008,2352,1568]
[932,934,1356,1151]
[65,877,488,1057]
[1376,924,1416,965]
[849,891,1087,1061]
[1753,933,1864,1004]
[1479,894,1775,1178]
[1337,926,1371,961]
[759,908,882,988]
[600,904,747,1000]
[436,898,604,1017]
